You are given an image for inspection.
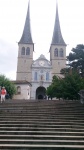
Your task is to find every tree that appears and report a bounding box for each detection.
[61,72,83,100]
[52,76,63,99]
[46,85,54,100]
[46,76,65,100]
[67,44,84,77]
[46,73,84,100]
[60,68,70,75]
[0,75,16,99]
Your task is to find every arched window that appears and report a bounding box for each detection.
[21,47,25,55]
[54,48,58,57]
[34,72,37,81]
[46,72,49,81]
[59,48,64,57]
[17,86,21,94]
[26,47,30,55]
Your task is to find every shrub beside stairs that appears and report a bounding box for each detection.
[0,99,84,150]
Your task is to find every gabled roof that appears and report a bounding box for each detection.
[38,54,47,60]
[18,1,33,44]
[51,3,66,46]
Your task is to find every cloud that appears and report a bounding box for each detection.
[0,39,17,80]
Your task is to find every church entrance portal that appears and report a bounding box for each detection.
[36,87,46,100]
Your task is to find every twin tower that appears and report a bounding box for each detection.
[16,1,66,82]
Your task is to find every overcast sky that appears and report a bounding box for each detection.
[0,0,84,80]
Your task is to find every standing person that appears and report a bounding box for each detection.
[1,87,7,103]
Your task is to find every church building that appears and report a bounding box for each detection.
[13,1,66,100]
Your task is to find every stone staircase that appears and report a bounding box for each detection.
[0,99,84,150]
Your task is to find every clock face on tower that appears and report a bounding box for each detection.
[39,61,45,66]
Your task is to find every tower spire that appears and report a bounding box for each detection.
[51,2,66,46]
[19,0,33,44]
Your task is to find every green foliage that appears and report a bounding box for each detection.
[52,76,62,99]
[0,75,16,99]
[46,76,62,99]
[61,72,82,100]
[46,73,84,100]
[67,44,84,77]
[46,85,54,99]
[60,68,70,75]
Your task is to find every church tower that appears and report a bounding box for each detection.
[16,1,34,82]
[50,3,66,77]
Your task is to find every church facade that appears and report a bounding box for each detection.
[15,1,66,100]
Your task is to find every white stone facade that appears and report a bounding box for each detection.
[30,54,52,99]
[12,81,31,100]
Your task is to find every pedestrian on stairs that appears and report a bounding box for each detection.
[0,87,7,103]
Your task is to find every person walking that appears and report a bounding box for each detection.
[0,87,7,103]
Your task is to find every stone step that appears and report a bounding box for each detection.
[0,118,84,123]
[0,127,84,132]
[0,108,84,112]
[0,134,84,140]
[1,111,84,114]
[0,100,84,149]
[2,104,81,107]
[1,110,83,112]
[0,139,84,143]
[0,105,84,109]
[0,112,84,117]
[0,130,84,136]
[0,115,83,120]
[0,103,83,106]
[1,115,84,119]
[0,139,84,145]
[0,123,83,128]
[0,117,84,122]
[0,120,84,126]
[0,115,84,118]
[3,107,81,110]
[0,143,84,149]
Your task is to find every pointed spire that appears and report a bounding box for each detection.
[51,2,66,46]
[19,0,33,44]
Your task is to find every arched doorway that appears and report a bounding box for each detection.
[36,86,46,100]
